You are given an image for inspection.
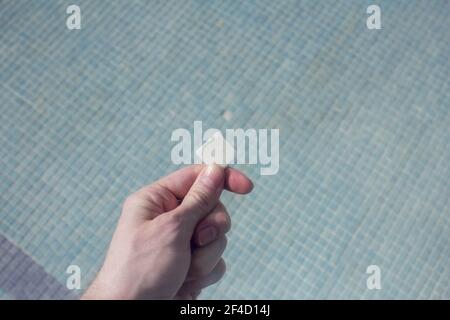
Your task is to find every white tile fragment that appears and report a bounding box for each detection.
[222,110,233,121]
[196,131,234,167]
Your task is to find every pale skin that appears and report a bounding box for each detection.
[82,164,253,299]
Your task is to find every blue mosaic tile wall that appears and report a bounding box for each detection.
[0,0,449,299]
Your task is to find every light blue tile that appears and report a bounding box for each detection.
[0,0,449,299]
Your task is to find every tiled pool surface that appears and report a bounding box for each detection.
[0,0,449,299]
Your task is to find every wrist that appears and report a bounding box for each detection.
[81,270,132,300]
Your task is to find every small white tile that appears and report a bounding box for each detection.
[195,131,234,167]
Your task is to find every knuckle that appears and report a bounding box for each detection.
[200,203,231,234]
[122,197,136,218]
[189,190,212,212]
[218,235,228,252]
[190,237,228,278]
[123,193,140,209]
[219,211,231,233]
[225,214,231,233]
[216,259,227,276]
[217,202,226,211]
[190,259,210,278]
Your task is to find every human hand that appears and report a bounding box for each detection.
[82,164,253,299]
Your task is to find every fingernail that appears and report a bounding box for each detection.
[198,226,217,246]
[199,164,224,189]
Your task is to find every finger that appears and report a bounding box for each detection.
[130,163,253,217]
[173,293,194,300]
[192,290,202,300]
[174,289,202,300]
[153,165,253,200]
[171,164,225,230]
[181,259,226,293]
[224,167,254,194]
[193,202,231,247]
[188,235,227,280]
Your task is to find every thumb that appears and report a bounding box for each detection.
[172,164,225,231]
